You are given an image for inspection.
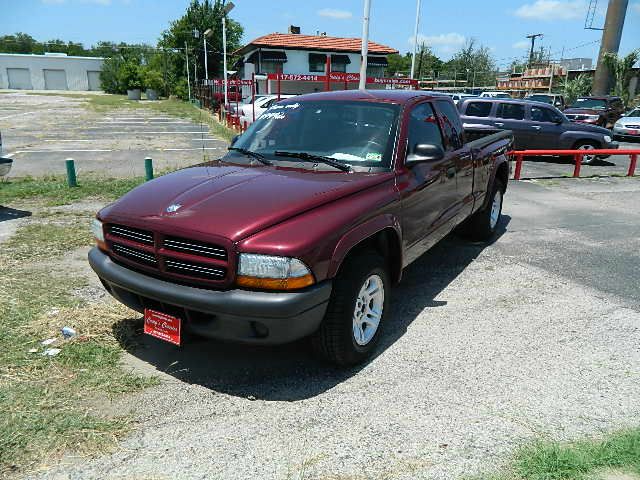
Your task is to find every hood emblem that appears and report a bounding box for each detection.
[166,203,182,213]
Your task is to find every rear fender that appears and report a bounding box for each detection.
[328,215,403,283]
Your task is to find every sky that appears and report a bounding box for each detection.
[2,0,640,68]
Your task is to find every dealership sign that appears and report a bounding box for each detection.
[267,73,418,87]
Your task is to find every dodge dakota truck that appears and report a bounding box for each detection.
[89,90,512,366]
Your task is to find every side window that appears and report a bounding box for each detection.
[436,100,464,150]
[496,103,525,120]
[465,102,492,117]
[407,102,443,155]
[531,106,561,123]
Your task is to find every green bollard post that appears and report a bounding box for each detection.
[65,158,77,187]
[144,157,154,181]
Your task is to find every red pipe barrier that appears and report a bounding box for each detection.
[628,154,637,177]
[573,154,582,178]
[509,148,640,180]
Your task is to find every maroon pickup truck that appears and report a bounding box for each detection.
[89,90,512,365]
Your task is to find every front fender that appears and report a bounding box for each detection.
[560,131,604,148]
[327,214,403,282]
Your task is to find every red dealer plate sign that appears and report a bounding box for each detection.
[144,309,181,346]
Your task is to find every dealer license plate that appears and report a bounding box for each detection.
[629,129,638,135]
[144,309,181,346]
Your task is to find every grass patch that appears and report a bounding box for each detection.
[0,218,156,476]
[480,429,640,480]
[0,175,145,206]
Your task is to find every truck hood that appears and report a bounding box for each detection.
[564,107,603,115]
[99,162,392,242]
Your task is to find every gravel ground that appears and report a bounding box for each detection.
[23,177,640,480]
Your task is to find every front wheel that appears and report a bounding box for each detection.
[574,141,599,164]
[312,250,389,366]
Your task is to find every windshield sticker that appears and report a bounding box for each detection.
[261,111,286,120]
[366,152,382,161]
[270,103,300,111]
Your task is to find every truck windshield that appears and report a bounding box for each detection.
[571,98,607,109]
[528,95,553,104]
[232,100,401,169]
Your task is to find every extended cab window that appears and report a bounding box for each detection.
[465,102,492,117]
[496,103,525,120]
[531,105,563,123]
[436,100,464,150]
[407,102,443,154]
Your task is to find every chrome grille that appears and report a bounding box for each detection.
[163,236,227,260]
[109,224,154,245]
[625,124,640,129]
[112,243,157,265]
[165,259,226,280]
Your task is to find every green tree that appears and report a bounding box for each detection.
[444,39,495,87]
[159,0,243,82]
[0,33,40,53]
[603,49,640,107]
[387,53,412,77]
[416,43,444,79]
[561,74,592,104]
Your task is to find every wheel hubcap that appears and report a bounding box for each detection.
[352,274,384,346]
[578,144,596,162]
[490,189,502,230]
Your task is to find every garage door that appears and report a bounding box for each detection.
[7,68,32,89]
[43,69,68,90]
[87,71,101,91]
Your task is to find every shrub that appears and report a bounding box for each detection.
[143,68,164,92]
[119,62,143,91]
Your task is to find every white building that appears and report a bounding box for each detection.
[0,53,104,91]
[233,32,398,95]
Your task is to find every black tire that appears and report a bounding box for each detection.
[311,250,390,366]
[462,179,504,241]
[573,140,599,165]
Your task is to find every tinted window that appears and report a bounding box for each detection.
[531,105,563,123]
[465,101,492,117]
[496,103,525,120]
[436,100,464,150]
[407,102,443,154]
[571,98,606,109]
[528,95,553,104]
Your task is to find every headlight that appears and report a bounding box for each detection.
[237,253,314,290]
[604,135,612,143]
[91,218,107,250]
[585,115,600,121]
[614,122,623,128]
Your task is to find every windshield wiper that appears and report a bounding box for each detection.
[228,147,272,166]
[274,151,351,172]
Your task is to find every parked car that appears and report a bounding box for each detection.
[480,91,512,98]
[459,98,618,163]
[563,96,625,128]
[228,94,270,116]
[447,93,476,105]
[0,131,12,178]
[88,90,512,366]
[612,107,640,141]
[524,93,566,110]
[238,94,296,125]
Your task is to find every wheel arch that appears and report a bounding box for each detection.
[328,215,403,284]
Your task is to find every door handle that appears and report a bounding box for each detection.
[494,122,504,127]
[458,153,472,160]
[531,125,541,129]
[446,166,456,179]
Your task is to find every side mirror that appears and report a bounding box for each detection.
[230,134,240,146]
[406,144,445,165]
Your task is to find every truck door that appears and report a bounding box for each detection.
[434,99,474,221]
[399,101,457,259]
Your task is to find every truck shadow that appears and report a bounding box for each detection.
[0,206,32,223]
[114,216,510,401]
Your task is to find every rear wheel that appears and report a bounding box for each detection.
[462,179,504,241]
[312,250,389,366]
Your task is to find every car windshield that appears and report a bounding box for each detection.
[625,108,640,117]
[232,100,401,169]
[528,95,553,104]
[571,98,607,109]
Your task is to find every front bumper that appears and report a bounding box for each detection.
[88,248,332,345]
[613,127,640,139]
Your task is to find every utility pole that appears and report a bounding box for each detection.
[359,0,372,90]
[592,0,629,95]
[526,33,543,68]
[185,41,191,102]
[410,0,422,80]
